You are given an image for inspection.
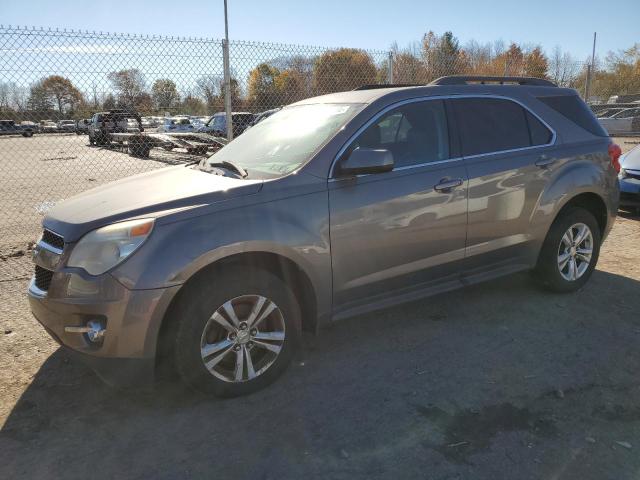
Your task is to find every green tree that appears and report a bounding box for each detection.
[313,48,377,94]
[151,79,180,111]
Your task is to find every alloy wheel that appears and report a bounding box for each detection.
[557,222,593,281]
[200,295,286,383]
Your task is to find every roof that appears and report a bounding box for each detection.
[292,83,574,108]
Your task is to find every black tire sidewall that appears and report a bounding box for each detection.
[535,207,602,293]
[174,266,301,397]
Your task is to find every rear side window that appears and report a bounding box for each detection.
[537,95,607,136]
[451,98,537,156]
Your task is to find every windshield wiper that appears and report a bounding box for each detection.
[202,160,248,178]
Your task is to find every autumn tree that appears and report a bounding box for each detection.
[180,94,207,115]
[313,48,377,94]
[548,46,580,86]
[524,47,549,78]
[28,76,84,114]
[151,79,180,111]
[107,69,146,109]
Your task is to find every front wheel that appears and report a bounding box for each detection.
[533,207,601,293]
[173,267,301,397]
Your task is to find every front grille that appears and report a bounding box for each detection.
[626,170,640,180]
[34,265,54,291]
[41,229,64,250]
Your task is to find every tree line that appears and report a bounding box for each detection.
[0,31,638,121]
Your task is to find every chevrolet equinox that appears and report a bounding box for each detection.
[28,76,621,396]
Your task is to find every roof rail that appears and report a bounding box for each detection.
[353,84,421,91]
[430,75,557,87]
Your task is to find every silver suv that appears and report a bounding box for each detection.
[28,76,620,397]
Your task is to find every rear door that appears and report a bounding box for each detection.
[329,99,468,312]
[449,96,556,270]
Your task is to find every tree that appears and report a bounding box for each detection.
[102,93,117,110]
[274,69,306,104]
[313,48,377,94]
[247,63,281,109]
[548,46,580,87]
[180,94,207,115]
[151,79,180,111]
[495,43,525,76]
[195,75,223,112]
[34,75,84,113]
[422,31,467,79]
[524,47,549,78]
[107,69,146,109]
[27,80,54,113]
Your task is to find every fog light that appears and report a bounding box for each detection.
[64,319,106,343]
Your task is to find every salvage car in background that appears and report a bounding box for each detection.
[57,120,77,133]
[39,120,58,133]
[598,107,640,135]
[198,112,254,137]
[0,119,35,137]
[157,116,196,133]
[619,144,640,213]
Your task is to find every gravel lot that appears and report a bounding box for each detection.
[0,135,639,479]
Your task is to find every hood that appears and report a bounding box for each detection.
[621,145,640,170]
[44,165,263,242]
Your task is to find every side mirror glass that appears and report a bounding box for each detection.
[338,148,394,176]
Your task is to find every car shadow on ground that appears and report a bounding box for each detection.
[2,270,640,480]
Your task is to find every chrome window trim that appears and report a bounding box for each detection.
[328,94,557,179]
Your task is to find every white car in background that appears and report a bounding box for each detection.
[156,116,195,133]
[598,107,640,135]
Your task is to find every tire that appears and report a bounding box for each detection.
[173,266,301,397]
[533,207,601,293]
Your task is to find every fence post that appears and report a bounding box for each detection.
[222,0,233,141]
[584,63,592,102]
[387,51,394,84]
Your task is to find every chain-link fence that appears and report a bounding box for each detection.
[0,25,638,286]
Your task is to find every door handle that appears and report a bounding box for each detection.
[434,178,463,192]
[535,155,556,168]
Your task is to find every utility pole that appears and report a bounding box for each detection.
[222,0,233,141]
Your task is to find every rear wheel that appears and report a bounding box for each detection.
[533,207,601,293]
[173,267,301,397]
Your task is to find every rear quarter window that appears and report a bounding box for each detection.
[537,94,608,137]
[451,98,533,156]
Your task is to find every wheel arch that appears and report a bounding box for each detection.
[154,250,319,371]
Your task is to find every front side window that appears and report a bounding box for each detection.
[348,100,450,168]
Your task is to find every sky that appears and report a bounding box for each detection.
[1,0,638,60]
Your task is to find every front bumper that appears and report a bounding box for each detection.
[28,272,180,387]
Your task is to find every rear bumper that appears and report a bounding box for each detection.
[28,272,180,387]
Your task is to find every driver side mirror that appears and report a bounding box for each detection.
[338,148,394,176]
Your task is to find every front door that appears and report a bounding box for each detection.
[329,99,468,313]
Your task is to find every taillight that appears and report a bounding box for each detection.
[608,143,622,173]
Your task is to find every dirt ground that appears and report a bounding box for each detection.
[0,138,639,479]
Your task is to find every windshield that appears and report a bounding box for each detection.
[205,103,361,177]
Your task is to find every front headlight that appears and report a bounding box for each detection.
[619,168,628,179]
[68,218,154,275]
